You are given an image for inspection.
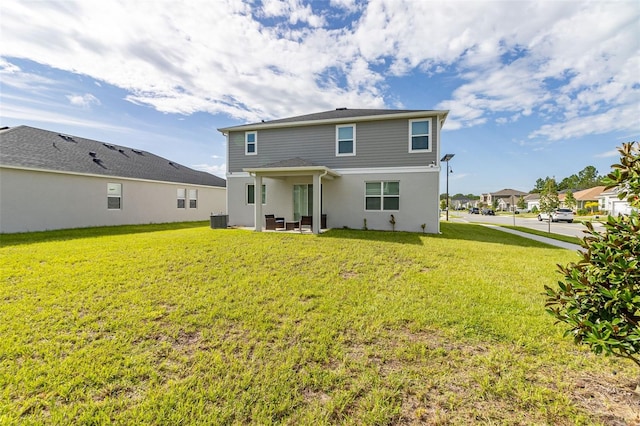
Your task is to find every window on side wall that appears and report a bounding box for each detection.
[247,184,266,205]
[409,119,431,152]
[245,131,257,155]
[189,189,198,208]
[336,124,355,156]
[365,181,399,211]
[177,188,186,208]
[107,183,122,210]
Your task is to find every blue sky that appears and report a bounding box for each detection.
[1,0,638,195]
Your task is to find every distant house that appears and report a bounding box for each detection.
[598,187,636,216]
[218,108,449,234]
[481,188,529,211]
[573,186,605,211]
[0,126,226,233]
[524,193,540,211]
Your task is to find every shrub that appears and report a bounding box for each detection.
[545,142,640,367]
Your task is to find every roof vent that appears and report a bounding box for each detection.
[118,149,125,153]
[102,143,116,150]
[92,158,101,163]
[89,151,97,157]
[336,107,347,110]
[58,134,75,142]
[169,161,178,168]
[132,149,143,155]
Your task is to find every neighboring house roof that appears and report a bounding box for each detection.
[489,188,529,197]
[218,108,449,132]
[0,126,226,187]
[524,193,540,201]
[574,186,606,200]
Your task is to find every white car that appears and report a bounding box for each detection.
[538,208,574,223]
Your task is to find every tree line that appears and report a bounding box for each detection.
[531,165,606,193]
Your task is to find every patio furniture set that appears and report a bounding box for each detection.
[264,214,326,232]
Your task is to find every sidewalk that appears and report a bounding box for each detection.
[482,224,583,251]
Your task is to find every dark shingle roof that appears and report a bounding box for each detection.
[0,126,226,187]
[490,188,529,197]
[219,108,447,131]
[257,109,425,125]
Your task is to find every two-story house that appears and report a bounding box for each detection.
[218,108,449,234]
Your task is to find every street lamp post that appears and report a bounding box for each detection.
[441,154,455,221]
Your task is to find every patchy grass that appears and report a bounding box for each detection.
[1,223,638,425]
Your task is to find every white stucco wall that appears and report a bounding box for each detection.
[0,167,226,233]
[227,168,440,233]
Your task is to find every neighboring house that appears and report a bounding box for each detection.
[218,108,449,234]
[598,187,636,216]
[572,186,605,211]
[524,193,540,211]
[481,188,529,211]
[0,126,226,233]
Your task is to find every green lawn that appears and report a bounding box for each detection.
[1,222,637,425]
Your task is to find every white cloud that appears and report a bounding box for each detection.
[192,162,226,178]
[0,0,637,141]
[595,149,621,159]
[67,93,101,109]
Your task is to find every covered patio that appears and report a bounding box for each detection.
[244,158,340,234]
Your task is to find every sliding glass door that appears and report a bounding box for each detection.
[293,184,313,221]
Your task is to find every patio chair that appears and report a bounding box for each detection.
[265,214,285,230]
[300,215,312,232]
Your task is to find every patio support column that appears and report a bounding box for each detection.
[254,174,263,232]
[312,172,321,234]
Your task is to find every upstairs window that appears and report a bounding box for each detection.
[336,124,355,156]
[365,181,399,211]
[409,119,431,152]
[245,131,257,155]
[107,183,122,210]
[247,184,266,205]
[188,189,198,208]
[177,188,186,208]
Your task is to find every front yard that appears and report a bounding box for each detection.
[1,222,637,424]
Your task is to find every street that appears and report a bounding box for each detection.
[448,212,603,239]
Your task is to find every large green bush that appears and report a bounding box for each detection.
[545,142,640,367]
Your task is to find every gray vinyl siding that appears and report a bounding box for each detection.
[228,117,440,172]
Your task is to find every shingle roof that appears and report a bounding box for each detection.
[490,188,529,197]
[218,108,448,131]
[0,126,226,187]
[573,186,605,200]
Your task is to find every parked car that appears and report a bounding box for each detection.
[538,208,574,223]
[469,207,479,214]
[481,209,495,215]
[514,208,529,214]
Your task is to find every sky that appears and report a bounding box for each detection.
[1,0,638,195]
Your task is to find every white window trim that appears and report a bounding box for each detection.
[245,131,257,155]
[107,183,122,210]
[188,189,198,209]
[247,184,266,205]
[364,181,400,211]
[336,124,356,157]
[177,188,186,209]
[408,118,432,153]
